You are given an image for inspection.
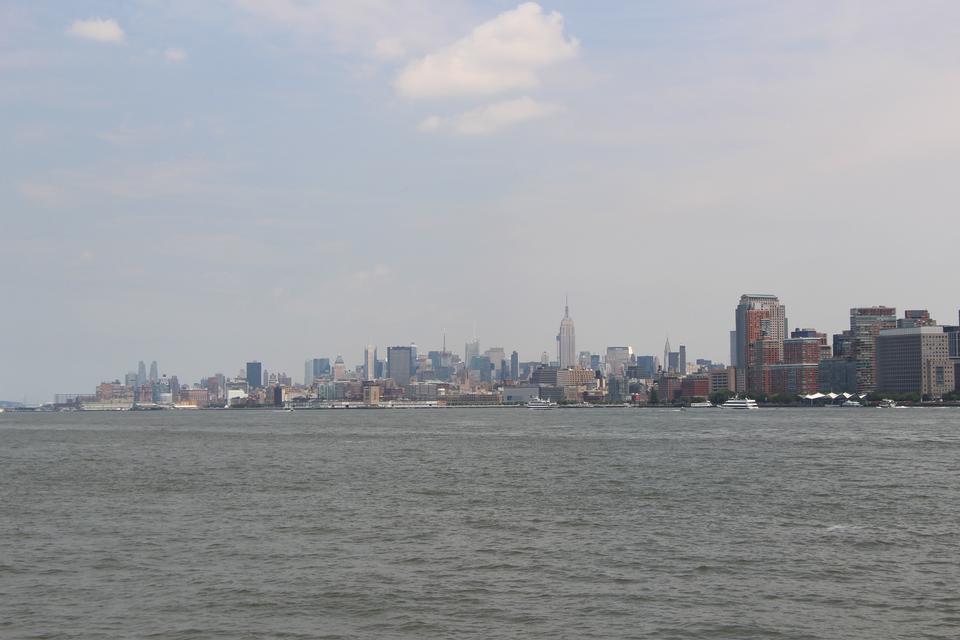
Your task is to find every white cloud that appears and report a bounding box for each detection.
[419,97,559,135]
[66,18,125,44]
[395,2,578,99]
[164,47,188,63]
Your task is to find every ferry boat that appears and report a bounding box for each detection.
[720,396,759,410]
[527,398,557,410]
[687,401,715,409]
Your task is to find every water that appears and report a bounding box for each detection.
[2,408,959,639]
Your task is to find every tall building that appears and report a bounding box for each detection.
[877,326,954,398]
[387,346,415,386]
[850,306,897,392]
[364,345,377,381]
[558,298,576,368]
[465,336,480,364]
[734,294,786,391]
[246,361,263,389]
[678,345,687,375]
[304,358,331,386]
[606,346,632,377]
[663,337,671,373]
[137,361,147,386]
[510,351,519,380]
[149,360,159,383]
[331,356,347,381]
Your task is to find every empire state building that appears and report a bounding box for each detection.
[558,298,576,369]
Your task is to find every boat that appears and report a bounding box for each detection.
[688,401,715,409]
[526,398,557,410]
[877,398,898,409]
[720,396,759,410]
[841,400,862,408]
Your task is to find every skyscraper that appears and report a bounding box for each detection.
[364,345,377,381]
[558,297,576,368]
[678,345,687,375]
[246,361,263,388]
[510,351,519,380]
[850,306,897,392]
[734,294,786,391]
[465,335,480,365]
[663,337,671,373]
[387,346,414,387]
[137,361,147,387]
[149,361,159,383]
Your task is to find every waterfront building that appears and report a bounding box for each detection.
[558,298,576,369]
[246,361,263,389]
[818,358,858,393]
[680,374,710,399]
[850,306,897,392]
[876,326,954,398]
[734,294,786,391]
[767,363,819,396]
[709,367,736,393]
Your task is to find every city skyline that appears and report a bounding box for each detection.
[18,294,960,405]
[4,3,960,402]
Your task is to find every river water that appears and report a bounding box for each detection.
[2,408,959,639]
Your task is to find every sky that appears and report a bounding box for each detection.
[2,1,960,403]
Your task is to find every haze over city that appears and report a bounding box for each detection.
[3,1,960,403]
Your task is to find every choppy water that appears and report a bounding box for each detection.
[2,408,959,639]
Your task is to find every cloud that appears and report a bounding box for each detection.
[164,47,188,63]
[66,18,125,44]
[395,2,578,99]
[419,97,559,135]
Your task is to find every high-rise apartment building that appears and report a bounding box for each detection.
[876,326,954,398]
[734,294,786,391]
[558,299,576,368]
[246,361,263,389]
[387,346,414,387]
[850,306,897,392]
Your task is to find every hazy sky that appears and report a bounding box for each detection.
[3,1,960,403]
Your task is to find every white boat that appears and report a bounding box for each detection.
[688,401,715,409]
[877,399,898,409]
[841,400,862,408]
[720,396,759,410]
[527,398,557,410]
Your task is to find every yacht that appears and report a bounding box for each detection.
[720,396,759,410]
[841,399,863,408]
[688,401,716,409]
[526,398,557,410]
[877,398,898,409]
